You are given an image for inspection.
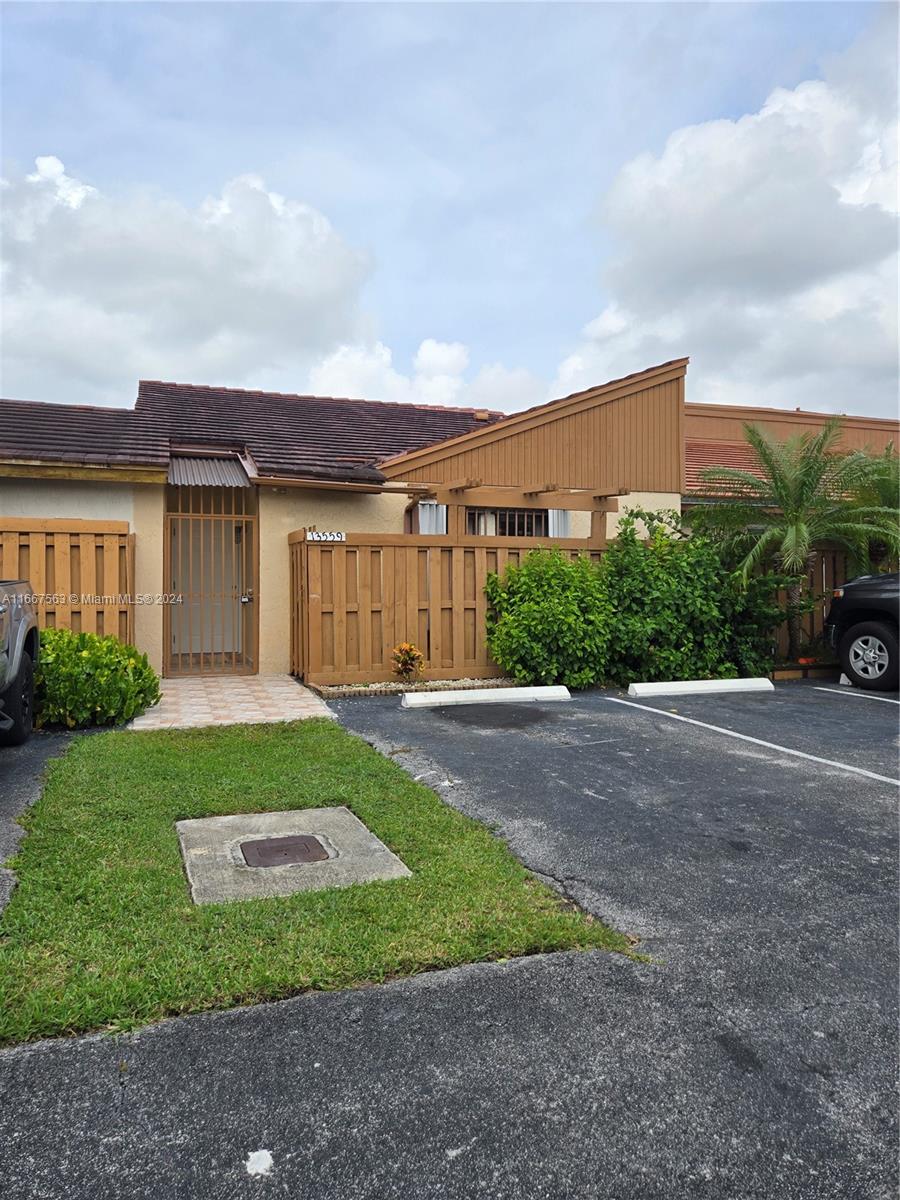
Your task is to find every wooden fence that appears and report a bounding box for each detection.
[289,532,603,685]
[774,547,850,660]
[0,519,135,643]
[288,531,855,685]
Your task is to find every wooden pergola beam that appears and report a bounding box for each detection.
[425,485,623,511]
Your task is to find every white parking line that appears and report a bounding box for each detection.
[605,696,900,786]
[812,687,900,706]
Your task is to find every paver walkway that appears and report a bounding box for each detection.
[128,674,332,730]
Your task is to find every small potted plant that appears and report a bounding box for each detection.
[391,641,425,683]
[796,636,822,666]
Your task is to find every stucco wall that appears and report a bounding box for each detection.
[0,477,135,522]
[132,484,165,672]
[0,478,166,670]
[603,492,682,541]
[569,511,592,540]
[257,487,409,675]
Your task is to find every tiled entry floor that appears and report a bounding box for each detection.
[128,675,333,731]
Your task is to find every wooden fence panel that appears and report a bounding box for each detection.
[289,532,604,686]
[773,548,850,660]
[289,531,856,684]
[0,519,134,643]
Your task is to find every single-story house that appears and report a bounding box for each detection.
[2,358,897,683]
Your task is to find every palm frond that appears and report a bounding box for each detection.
[777,522,811,573]
[696,465,771,499]
[735,526,784,582]
[742,424,793,507]
[695,416,898,587]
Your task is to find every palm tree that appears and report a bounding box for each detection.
[692,419,900,659]
[853,444,899,567]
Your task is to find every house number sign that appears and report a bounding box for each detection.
[306,531,346,542]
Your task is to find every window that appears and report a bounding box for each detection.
[413,501,448,535]
[466,507,559,537]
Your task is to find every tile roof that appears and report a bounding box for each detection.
[0,384,502,483]
[684,439,762,494]
[0,397,167,468]
[135,381,503,483]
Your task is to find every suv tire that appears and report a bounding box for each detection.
[0,651,34,746]
[839,621,899,692]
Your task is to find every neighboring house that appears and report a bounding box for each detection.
[1,358,897,683]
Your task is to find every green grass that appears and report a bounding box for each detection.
[0,719,626,1043]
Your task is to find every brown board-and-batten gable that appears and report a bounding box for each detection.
[378,359,689,495]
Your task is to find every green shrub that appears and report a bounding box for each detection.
[599,510,783,684]
[484,550,612,688]
[35,628,161,728]
[483,514,786,690]
[718,570,790,675]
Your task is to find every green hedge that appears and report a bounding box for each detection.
[485,552,612,689]
[599,511,784,684]
[35,628,160,729]
[484,511,785,688]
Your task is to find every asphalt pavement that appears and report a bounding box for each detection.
[0,682,896,1199]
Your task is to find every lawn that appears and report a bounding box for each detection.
[0,719,626,1043]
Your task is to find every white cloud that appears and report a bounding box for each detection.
[2,19,896,421]
[413,338,469,377]
[0,159,542,413]
[554,24,899,416]
[467,363,546,411]
[308,341,410,402]
[307,339,543,412]
[1,160,370,404]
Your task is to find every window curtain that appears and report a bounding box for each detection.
[467,509,496,535]
[547,509,570,538]
[417,501,448,535]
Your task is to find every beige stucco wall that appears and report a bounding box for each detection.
[569,511,592,539]
[603,492,682,541]
[0,478,166,670]
[0,477,135,522]
[132,484,165,672]
[257,486,409,675]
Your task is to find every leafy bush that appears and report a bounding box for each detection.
[483,514,786,689]
[35,628,160,728]
[484,550,612,688]
[599,510,784,684]
[714,569,789,677]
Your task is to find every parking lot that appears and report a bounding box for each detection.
[1,681,897,1199]
[332,681,899,1196]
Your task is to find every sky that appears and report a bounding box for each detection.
[1,1,898,417]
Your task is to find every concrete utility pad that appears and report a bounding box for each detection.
[176,806,411,904]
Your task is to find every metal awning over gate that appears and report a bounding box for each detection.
[168,456,250,487]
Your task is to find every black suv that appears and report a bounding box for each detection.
[825,572,899,691]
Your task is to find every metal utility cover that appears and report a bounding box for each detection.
[175,807,412,904]
[241,834,328,868]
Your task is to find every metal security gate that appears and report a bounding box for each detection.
[164,486,258,676]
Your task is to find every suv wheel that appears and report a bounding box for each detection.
[0,651,35,746]
[839,621,899,692]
